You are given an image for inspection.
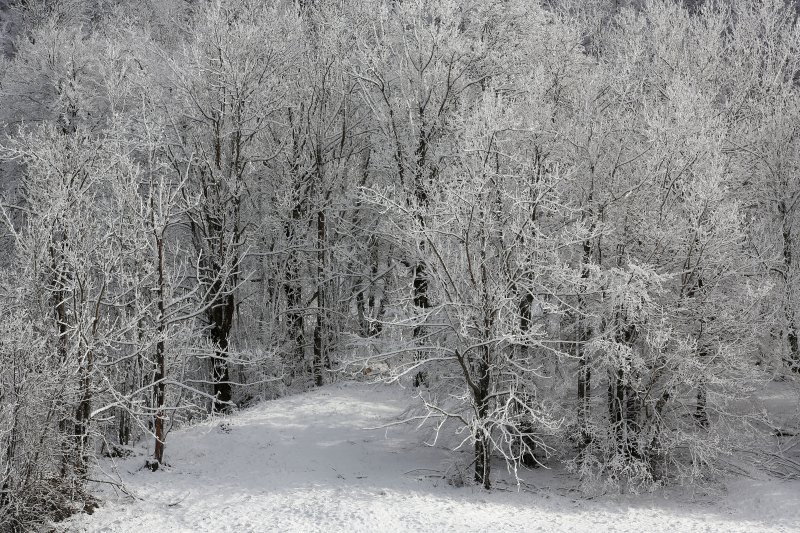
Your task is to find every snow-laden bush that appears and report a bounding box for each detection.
[0,293,93,529]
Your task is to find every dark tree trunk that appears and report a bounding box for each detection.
[608,368,623,455]
[284,241,304,369]
[607,320,639,459]
[577,230,594,449]
[50,238,73,476]
[410,122,433,387]
[153,233,167,466]
[74,347,92,478]
[356,240,386,338]
[209,292,234,412]
[368,242,388,338]
[695,381,709,428]
[313,209,326,387]
[412,262,430,387]
[118,406,130,447]
[355,281,368,336]
[284,129,306,375]
[515,293,538,467]
[474,433,490,490]
[473,342,491,489]
[780,200,799,371]
[577,350,591,445]
[153,349,166,465]
[684,274,711,428]
[191,184,237,413]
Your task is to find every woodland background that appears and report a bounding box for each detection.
[0,0,799,529]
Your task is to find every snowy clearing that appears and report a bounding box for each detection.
[66,383,800,533]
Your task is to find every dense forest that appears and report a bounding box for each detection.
[1,0,799,529]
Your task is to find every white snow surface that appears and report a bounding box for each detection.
[66,382,800,533]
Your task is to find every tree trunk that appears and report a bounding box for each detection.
[313,209,326,387]
[356,278,367,336]
[695,381,708,428]
[284,180,306,377]
[194,199,236,412]
[153,233,167,466]
[474,432,490,490]
[473,342,491,489]
[577,231,594,449]
[577,348,591,445]
[74,347,92,478]
[210,292,234,412]
[50,239,72,476]
[609,320,638,459]
[780,200,799,371]
[285,255,304,360]
[412,262,430,387]
[608,367,624,456]
[411,122,433,387]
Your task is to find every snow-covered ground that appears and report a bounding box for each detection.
[65,383,800,533]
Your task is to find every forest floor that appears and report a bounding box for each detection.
[65,382,800,532]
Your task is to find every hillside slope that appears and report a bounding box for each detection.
[66,383,800,533]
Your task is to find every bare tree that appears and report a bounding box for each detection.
[161,0,296,410]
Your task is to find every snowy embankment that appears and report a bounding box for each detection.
[66,383,800,533]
